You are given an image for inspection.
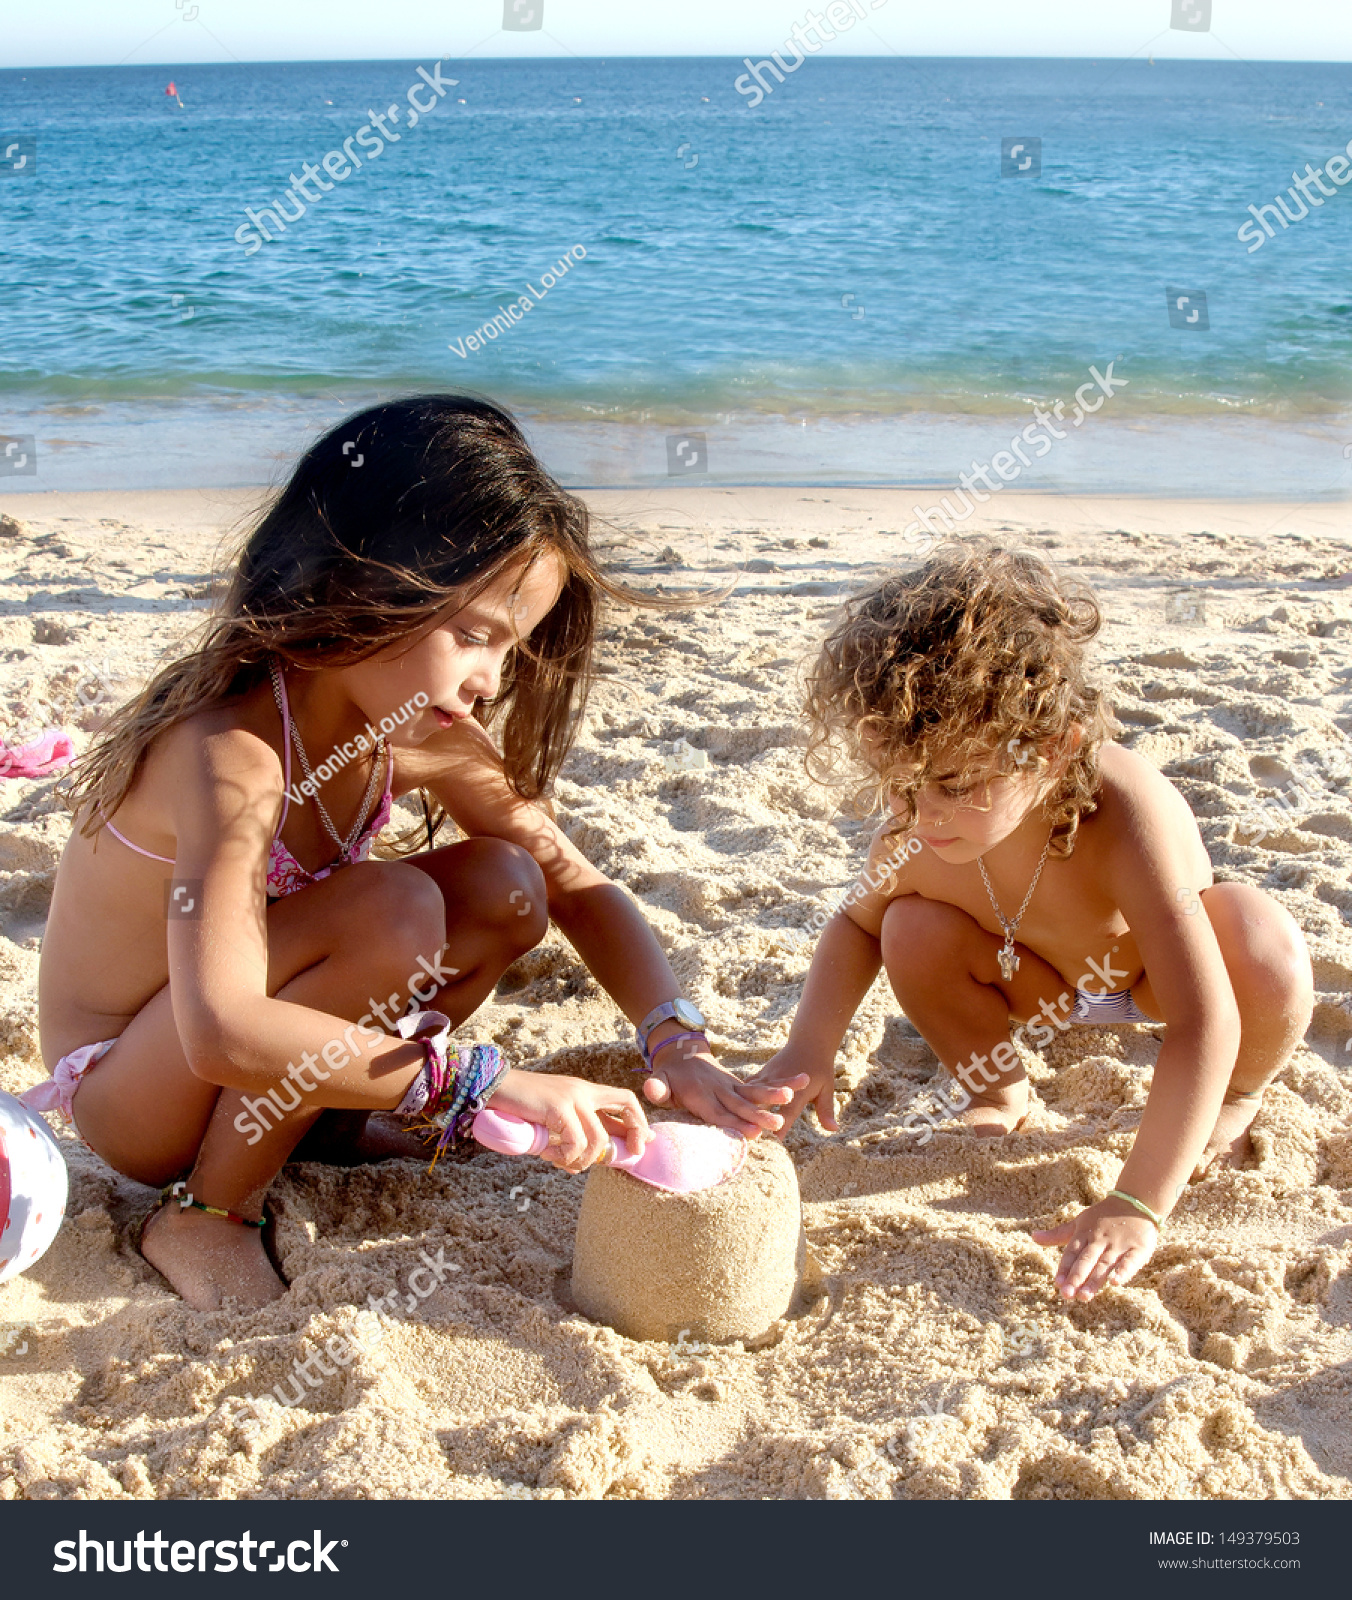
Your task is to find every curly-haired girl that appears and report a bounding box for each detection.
[754,543,1312,1302]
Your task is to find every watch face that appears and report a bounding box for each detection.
[672,998,705,1029]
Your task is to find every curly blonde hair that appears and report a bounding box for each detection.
[804,541,1118,856]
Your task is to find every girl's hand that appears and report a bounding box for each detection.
[489,1068,651,1174]
[744,1046,836,1137]
[1031,1198,1160,1301]
[644,1041,809,1139]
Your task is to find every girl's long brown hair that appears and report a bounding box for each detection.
[62,395,647,850]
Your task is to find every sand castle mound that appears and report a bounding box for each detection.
[572,1133,807,1344]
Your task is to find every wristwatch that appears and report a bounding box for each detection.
[636,997,706,1049]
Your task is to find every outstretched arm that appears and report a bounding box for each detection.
[750,910,883,1134]
[424,721,804,1136]
[748,822,912,1134]
[1032,761,1238,1299]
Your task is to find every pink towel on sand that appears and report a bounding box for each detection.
[0,730,74,779]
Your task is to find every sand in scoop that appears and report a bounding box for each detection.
[571,1132,807,1343]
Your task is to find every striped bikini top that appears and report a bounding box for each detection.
[101,665,394,899]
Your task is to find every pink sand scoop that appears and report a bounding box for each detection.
[472,1108,746,1193]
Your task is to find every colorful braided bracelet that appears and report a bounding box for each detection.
[389,1009,508,1166]
[391,1010,456,1117]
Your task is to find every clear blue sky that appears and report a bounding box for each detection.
[3,1,1349,69]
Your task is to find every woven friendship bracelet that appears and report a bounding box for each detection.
[411,1044,508,1168]
[391,1010,455,1118]
[390,1026,507,1166]
[1106,1188,1165,1229]
[446,1043,508,1129]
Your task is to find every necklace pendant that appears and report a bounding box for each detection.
[998,944,1019,982]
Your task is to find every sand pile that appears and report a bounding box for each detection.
[0,487,1349,1500]
[572,1131,808,1344]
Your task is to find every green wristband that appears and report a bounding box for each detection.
[1106,1188,1164,1229]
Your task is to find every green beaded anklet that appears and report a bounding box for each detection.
[167,1180,266,1229]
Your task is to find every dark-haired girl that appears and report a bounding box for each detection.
[29,396,802,1309]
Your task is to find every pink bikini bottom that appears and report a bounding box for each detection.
[20,1038,118,1125]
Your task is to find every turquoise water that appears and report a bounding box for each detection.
[2,55,1352,492]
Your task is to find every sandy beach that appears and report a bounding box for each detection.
[0,484,1349,1501]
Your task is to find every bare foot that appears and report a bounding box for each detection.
[1195,1093,1261,1176]
[290,1110,433,1166]
[139,1199,287,1311]
[932,1076,1029,1137]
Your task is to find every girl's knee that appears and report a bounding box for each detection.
[475,839,548,949]
[880,895,974,975]
[1204,883,1312,1011]
[342,860,446,956]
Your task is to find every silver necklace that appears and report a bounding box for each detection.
[977,831,1052,982]
[269,659,386,866]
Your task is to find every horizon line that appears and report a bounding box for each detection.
[4,52,1352,70]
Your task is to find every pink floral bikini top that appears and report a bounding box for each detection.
[101,666,394,899]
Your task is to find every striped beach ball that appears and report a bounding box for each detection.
[0,1090,69,1284]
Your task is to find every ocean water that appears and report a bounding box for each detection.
[2,55,1352,495]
